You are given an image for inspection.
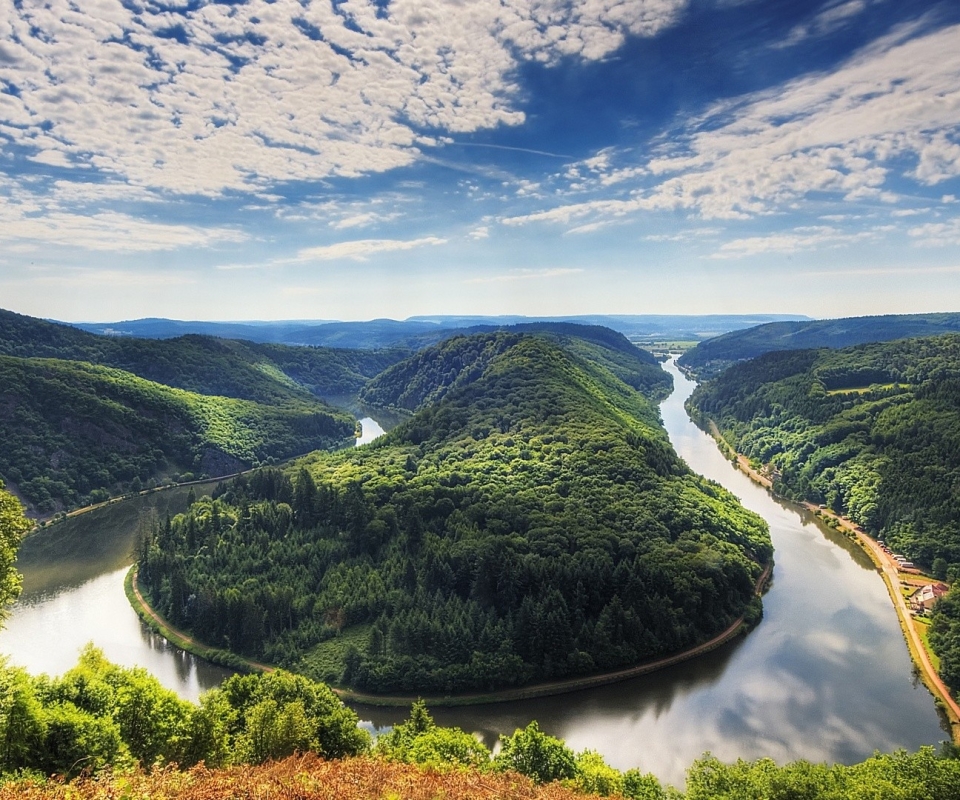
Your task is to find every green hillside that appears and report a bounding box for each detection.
[359,324,671,413]
[678,312,960,378]
[0,308,407,402]
[0,356,355,514]
[687,333,960,693]
[138,330,770,696]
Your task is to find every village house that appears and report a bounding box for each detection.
[910,582,950,613]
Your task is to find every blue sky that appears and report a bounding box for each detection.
[2,0,960,322]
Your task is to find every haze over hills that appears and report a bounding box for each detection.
[68,314,810,350]
[679,313,960,378]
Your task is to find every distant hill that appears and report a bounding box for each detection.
[0,356,355,515]
[1,308,407,401]
[68,313,809,349]
[0,308,411,515]
[678,312,960,378]
[359,323,671,412]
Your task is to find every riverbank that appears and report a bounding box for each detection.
[127,563,771,708]
[703,422,960,744]
[126,567,272,674]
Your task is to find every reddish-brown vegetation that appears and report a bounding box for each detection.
[0,755,612,800]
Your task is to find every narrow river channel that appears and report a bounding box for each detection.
[0,358,946,787]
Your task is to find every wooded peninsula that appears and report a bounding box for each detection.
[136,328,771,696]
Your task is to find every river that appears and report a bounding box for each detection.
[0,359,946,787]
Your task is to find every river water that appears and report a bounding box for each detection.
[0,359,946,787]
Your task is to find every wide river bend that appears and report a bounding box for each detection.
[0,359,946,787]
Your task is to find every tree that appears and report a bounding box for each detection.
[0,482,30,624]
[494,721,576,784]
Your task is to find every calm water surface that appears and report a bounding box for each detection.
[0,360,946,786]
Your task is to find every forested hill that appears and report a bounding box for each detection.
[686,333,960,693]
[0,308,407,402]
[678,312,960,378]
[139,330,770,696]
[358,324,670,413]
[0,357,356,515]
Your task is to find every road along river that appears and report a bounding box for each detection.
[0,359,947,787]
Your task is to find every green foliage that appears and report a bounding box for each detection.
[375,701,491,770]
[687,333,960,693]
[138,331,770,695]
[494,721,576,784]
[217,670,370,763]
[0,356,355,514]
[684,748,960,800]
[0,647,368,780]
[0,483,30,621]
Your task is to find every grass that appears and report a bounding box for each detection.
[0,754,606,800]
[915,616,942,672]
[300,624,373,684]
[826,383,904,395]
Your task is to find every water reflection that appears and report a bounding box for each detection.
[355,417,386,446]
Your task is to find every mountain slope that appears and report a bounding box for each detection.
[0,308,407,402]
[0,356,356,514]
[138,330,770,696]
[678,313,960,378]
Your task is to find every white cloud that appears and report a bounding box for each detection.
[711,226,879,258]
[504,20,960,228]
[775,0,870,49]
[0,0,688,199]
[909,218,960,247]
[293,235,447,261]
[465,267,583,284]
[0,204,246,252]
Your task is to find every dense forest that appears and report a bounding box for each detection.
[0,356,356,514]
[686,334,960,692]
[0,308,412,514]
[138,330,770,695]
[678,312,960,378]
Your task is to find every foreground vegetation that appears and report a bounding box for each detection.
[686,334,960,694]
[138,330,770,695]
[2,647,959,798]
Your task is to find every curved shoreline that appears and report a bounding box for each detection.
[127,563,771,707]
[703,421,960,745]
